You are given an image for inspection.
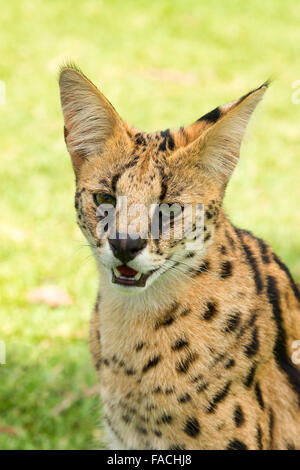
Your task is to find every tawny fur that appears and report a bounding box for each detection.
[59,66,300,450]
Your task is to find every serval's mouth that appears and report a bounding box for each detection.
[111,265,157,288]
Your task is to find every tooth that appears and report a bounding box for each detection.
[113,268,121,277]
[134,272,142,280]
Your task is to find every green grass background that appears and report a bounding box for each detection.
[0,0,299,449]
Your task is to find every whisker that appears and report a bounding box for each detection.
[80,253,96,268]
[162,256,218,280]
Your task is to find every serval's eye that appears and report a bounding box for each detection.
[93,193,116,207]
[160,203,183,220]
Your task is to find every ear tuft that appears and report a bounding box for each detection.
[59,61,84,77]
[59,65,122,159]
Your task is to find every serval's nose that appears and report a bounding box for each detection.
[108,233,147,264]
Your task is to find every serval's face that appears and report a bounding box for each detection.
[59,66,267,293]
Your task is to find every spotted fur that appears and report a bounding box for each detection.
[59,65,300,450]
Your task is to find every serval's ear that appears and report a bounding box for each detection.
[175,82,269,182]
[59,65,126,171]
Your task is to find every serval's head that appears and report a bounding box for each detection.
[59,65,267,295]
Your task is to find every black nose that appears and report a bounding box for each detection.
[108,233,147,264]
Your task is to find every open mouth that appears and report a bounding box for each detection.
[112,265,155,288]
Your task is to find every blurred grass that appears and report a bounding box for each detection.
[0,0,299,449]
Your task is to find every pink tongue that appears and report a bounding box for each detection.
[117,265,138,277]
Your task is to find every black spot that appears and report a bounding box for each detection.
[191,373,203,384]
[112,355,118,363]
[136,342,145,352]
[135,132,147,146]
[224,312,240,333]
[146,403,156,411]
[227,439,248,450]
[233,404,244,427]
[160,129,175,151]
[142,355,161,373]
[175,351,198,374]
[254,382,264,410]
[211,352,225,367]
[196,382,208,393]
[244,362,257,388]
[168,136,175,151]
[225,358,235,369]
[206,210,212,220]
[105,415,111,426]
[267,275,300,405]
[153,429,162,437]
[122,415,131,424]
[203,301,218,321]
[183,416,200,438]
[220,260,233,278]
[209,347,226,367]
[198,106,221,123]
[155,315,174,329]
[257,424,263,450]
[189,261,210,277]
[140,415,149,423]
[235,228,263,294]
[155,302,178,329]
[125,367,136,376]
[103,359,110,366]
[165,387,175,395]
[171,336,189,351]
[178,393,192,403]
[169,444,186,450]
[286,442,295,450]
[157,413,172,425]
[158,138,167,152]
[220,245,227,255]
[186,251,195,258]
[206,381,232,413]
[136,425,148,435]
[128,406,137,414]
[153,386,162,394]
[180,307,191,317]
[244,326,259,357]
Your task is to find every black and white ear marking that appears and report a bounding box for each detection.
[179,82,269,182]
